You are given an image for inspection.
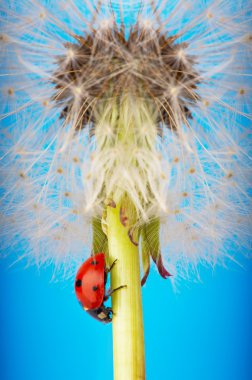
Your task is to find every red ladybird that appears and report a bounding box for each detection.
[75,253,125,323]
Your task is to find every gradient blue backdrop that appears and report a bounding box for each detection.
[0,256,251,380]
[0,0,251,379]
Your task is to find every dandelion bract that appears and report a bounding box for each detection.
[0,0,251,282]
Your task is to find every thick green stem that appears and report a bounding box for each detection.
[107,203,146,380]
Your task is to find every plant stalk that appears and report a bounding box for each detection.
[107,202,146,380]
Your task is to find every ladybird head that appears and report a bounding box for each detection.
[87,306,113,324]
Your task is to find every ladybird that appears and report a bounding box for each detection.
[75,253,125,323]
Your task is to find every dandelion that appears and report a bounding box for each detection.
[0,1,251,379]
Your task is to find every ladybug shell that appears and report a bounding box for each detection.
[75,253,105,310]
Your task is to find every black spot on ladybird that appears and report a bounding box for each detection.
[91,260,98,265]
[92,286,98,291]
[75,279,82,287]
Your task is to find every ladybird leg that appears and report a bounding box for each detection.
[104,285,127,301]
[105,258,118,273]
[106,285,127,298]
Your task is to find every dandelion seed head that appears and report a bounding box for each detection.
[66,47,76,61]
[203,100,210,107]
[0,34,6,42]
[42,100,49,107]
[39,12,46,20]
[168,86,180,98]
[138,17,154,30]
[0,0,251,282]
[176,48,186,61]
[98,17,114,30]
[72,86,83,98]
[7,88,15,96]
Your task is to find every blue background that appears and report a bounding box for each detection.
[0,0,251,379]
[0,258,251,380]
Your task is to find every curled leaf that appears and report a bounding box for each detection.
[128,227,139,246]
[104,198,116,208]
[141,227,150,286]
[142,219,171,282]
[141,265,150,286]
[154,252,172,279]
[120,206,129,227]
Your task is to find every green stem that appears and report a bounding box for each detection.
[107,202,146,380]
